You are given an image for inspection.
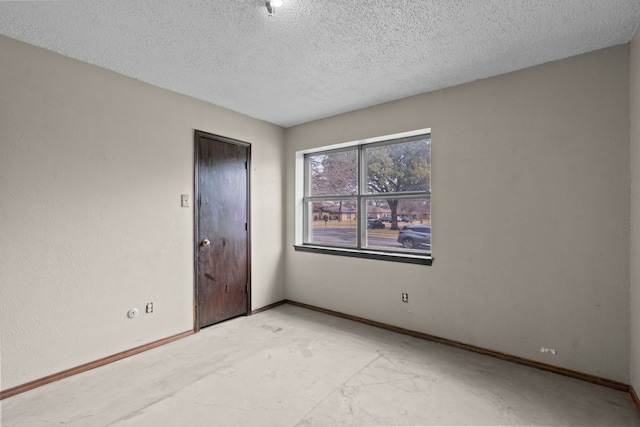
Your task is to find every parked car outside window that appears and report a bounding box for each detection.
[397,225,430,249]
[367,218,385,229]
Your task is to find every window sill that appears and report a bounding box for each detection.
[293,245,433,265]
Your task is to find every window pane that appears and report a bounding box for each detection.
[365,138,431,194]
[308,150,358,196]
[364,198,431,252]
[306,200,358,247]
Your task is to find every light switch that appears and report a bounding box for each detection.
[181,194,190,207]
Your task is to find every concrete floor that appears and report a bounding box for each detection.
[2,304,639,426]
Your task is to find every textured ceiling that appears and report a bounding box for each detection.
[1,0,639,127]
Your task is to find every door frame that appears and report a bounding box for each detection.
[193,130,252,332]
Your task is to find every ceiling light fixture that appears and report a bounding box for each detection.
[266,0,283,16]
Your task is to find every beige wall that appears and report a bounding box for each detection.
[285,45,631,382]
[0,35,285,390]
[631,27,640,392]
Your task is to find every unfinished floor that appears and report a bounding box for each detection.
[1,304,638,426]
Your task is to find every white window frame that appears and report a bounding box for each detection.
[294,129,432,265]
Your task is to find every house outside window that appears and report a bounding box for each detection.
[296,129,431,265]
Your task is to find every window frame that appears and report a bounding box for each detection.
[294,129,432,265]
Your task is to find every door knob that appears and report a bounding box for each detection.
[201,238,211,247]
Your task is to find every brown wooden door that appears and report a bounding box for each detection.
[195,131,250,329]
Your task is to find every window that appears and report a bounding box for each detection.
[295,130,431,265]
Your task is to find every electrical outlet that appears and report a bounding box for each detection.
[146,302,154,313]
[402,293,409,303]
[540,347,557,355]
